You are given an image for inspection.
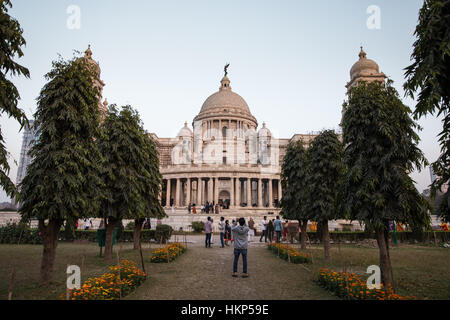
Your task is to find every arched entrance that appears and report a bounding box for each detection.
[219,190,230,209]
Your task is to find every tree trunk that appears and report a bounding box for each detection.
[322,220,331,260]
[300,219,308,250]
[104,218,118,261]
[133,218,145,250]
[375,227,394,287]
[39,219,63,284]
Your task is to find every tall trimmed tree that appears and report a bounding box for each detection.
[98,105,165,260]
[305,130,344,260]
[342,80,430,287]
[132,130,166,250]
[403,0,450,221]
[280,140,309,249]
[0,0,29,197]
[18,55,103,283]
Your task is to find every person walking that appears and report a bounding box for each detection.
[192,205,197,214]
[267,219,274,243]
[219,216,225,248]
[225,220,231,246]
[259,216,268,242]
[210,218,214,245]
[188,203,192,214]
[282,220,289,242]
[205,202,210,214]
[204,217,212,248]
[248,217,255,242]
[232,217,250,278]
[215,203,219,214]
[274,216,283,243]
[84,218,91,230]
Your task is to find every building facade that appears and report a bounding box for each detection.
[151,72,318,216]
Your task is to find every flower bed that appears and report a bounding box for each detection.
[316,268,415,300]
[151,242,186,263]
[267,243,310,264]
[64,259,146,300]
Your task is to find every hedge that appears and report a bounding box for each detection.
[0,223,156,244]
[298,231,449,244]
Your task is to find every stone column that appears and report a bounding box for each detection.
[175,178,180,207]
[269,179,273,208]
[278,179,282,202]
[258,178,263,207]
[166,179,171,208]
[214,178,219,205]
[186,178,191,206]
[208,178,213,203]
[197,178,202,206]
[236,178,241,207]
[230,177,235,208]
[247,178,251,206]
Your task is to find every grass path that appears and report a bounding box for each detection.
[127,241,334,300]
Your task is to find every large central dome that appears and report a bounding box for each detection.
[200,88,251,114]
[193,74,257,126]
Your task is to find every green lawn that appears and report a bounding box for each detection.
[297,243,450,300]
[0,241,449,300]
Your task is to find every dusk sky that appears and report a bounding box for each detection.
[0,0,442,202]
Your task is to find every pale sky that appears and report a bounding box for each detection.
[0,0,442,202]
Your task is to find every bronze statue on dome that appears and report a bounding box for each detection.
[224,63,230,77]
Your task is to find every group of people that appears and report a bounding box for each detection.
[189,201,221,214]
[204,216,250,277]
[259,216,285,243]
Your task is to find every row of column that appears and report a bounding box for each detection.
[163,177,282,209]
[204,119,248,138]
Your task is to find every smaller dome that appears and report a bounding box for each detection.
[349,47,380,80]
[258,122,271,137]
[177,122,193,137]
[79,45,101,76]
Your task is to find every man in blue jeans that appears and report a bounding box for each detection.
[231,217,250,278]
[204,216,212,248]
[274,216,283,243]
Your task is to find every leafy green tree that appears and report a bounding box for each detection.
[404,0,450,221]
[280,140,309,249]
[18,55,102,283]
[98,105,165,260]
[132,130,166,249]
[305,130,344,260]
[0,0,29,197]
[342,80,430,287]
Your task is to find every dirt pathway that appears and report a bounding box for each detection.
[127,237,334,300]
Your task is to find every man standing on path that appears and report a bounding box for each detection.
[274,216,283,243]
[259,216,267,242]
[248,217,255,242]
[219,216,225,248]
[267,219,274,243]
[204,217,212,248]
[232,217,250,278]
